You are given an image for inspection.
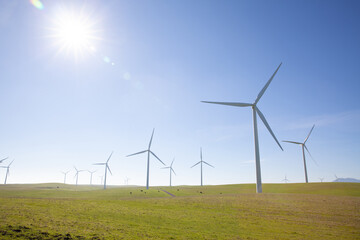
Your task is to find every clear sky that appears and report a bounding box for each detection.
[0,0,359,187]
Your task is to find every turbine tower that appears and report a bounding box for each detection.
[93,152,113,190]
[0,157,9,164]
[162,158,176,187]
[126,129,165,190]
[88,170,97,185]
[283,124,315,183]
[202,63,283,193]
[191,148,214,186]
[0,160,14,184]
[74,166,85,186]
[61,171,70,184]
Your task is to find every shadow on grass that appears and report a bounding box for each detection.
[0,225,101,240]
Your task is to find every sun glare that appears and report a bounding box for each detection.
[48,6,101,61]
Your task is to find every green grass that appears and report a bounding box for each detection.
[0,183,359,239]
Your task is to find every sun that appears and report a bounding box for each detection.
[48,6,101,61]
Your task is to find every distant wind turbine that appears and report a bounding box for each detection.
[202,63,283,193]
[283,124,315,183]
[191,148,214,186]
[93,152,113,189]
[124,177,130,185]
[319,177,324,183]
[74,166,85,186]
[281,175,290,183]
[162,158,176,187]
[1,160,14,184]
[88,170,97,185]
[126,129,165,189]
[61,171,70,184]
[99,175,104,185]
[0,157,9,164]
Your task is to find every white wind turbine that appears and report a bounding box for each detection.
[74,166,85,186]
[283,125,315,183]
[88,170,97,185]
[319,177,324,183]
[124,177,130,185]
[126,129,165,190]
[61,171,70,184]
[99,175,104,185]
[0,157,9,164]
[162,158,176,187]
[282,175,290,183]
[202,63,283,193]
[93,152,113,190]
[191,148,214,186]
[1,160,14,184]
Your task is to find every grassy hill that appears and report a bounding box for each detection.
[0,183,359,239]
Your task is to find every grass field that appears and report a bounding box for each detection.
[0,183,359,239]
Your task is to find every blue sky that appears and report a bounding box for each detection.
[0,0,359,187]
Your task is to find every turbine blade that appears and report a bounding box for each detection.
[162,167,170,169]
[203,161,214,168]
[255,107,283,151]
[254,63,282,104]
[191,161,201,168]
[148,128,155,149]
[304,124,315,143]
[8,160,14,167]
[282,140,302,145]
[107,165,112,175]
[201,101,253,107]
[126,150,148,157]
[150,151,165,165]
[93,163,106,165]
[107,151,114,163]
[171,168,176,175]
[200,147,203,161]
[0,157,8,163]
[74,166,78,171]
[304,144,318,166]
[171,158,175,167]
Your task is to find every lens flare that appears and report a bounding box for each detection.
[30,0,44,10]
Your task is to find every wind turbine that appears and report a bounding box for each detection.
[0,157,8,164]
[88,170,97,185]
[93,152,113,189]
[283,124,315,183]
[61,171,70,184]
[126,129,165,189]
[191,148,214,186]
[202,63,283,193]
[74,166,85,186]
[124,177,130,185]
[162,158,176,187]
[99,175,104,185]
[281,175,290,183]
[1,160,14,184]
[319,177,324,183]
